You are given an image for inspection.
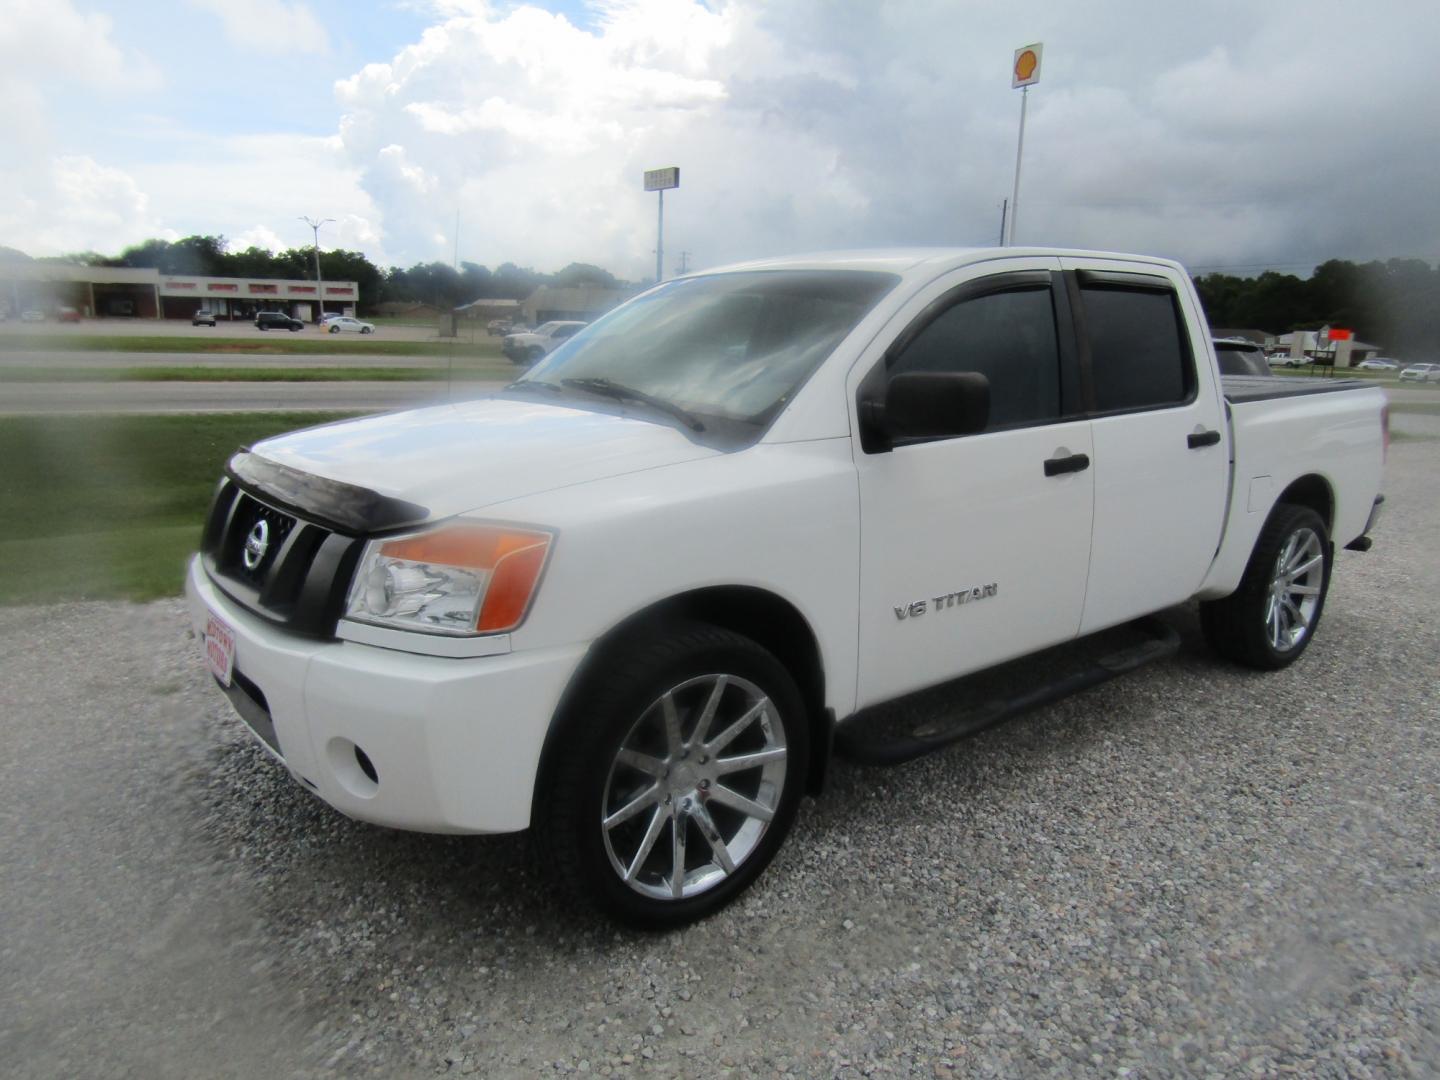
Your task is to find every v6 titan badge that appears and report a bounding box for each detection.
[894,583,998,621]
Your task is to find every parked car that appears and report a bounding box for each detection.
[192,310,217,327]
[325,316,375,335]
[1355,357,1398,371]
[189,247,1387,927]
[55,306,81,323]
[502,320,587,364]
[487,319,512,336]
[1213,338,1272,377]
[1398,362,1440,383]
[1267,352,1304,368]
[255,311,305,332]
[20,309,45,322]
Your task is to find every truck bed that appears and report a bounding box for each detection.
[1221,374,1371,404]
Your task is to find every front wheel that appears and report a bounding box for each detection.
[329,325,339,334]
[361,326,373,334]
[1200,503,1332,670]
[536,623,809,928]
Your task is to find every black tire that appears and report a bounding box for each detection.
[361,326,373,334]
[1200,503,1332,670]
[289,324,301,332]
[534,622,810,929]
[526,346,544,365]
[329,325,340,334]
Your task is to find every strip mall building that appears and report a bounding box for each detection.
[2,263,358,321]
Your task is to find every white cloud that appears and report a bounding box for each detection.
[189,0,329,55]
[0,156,172,255]
[0,0,161,91]
[330,0,1440,277]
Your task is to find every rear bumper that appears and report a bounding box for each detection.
[186,556,587,834]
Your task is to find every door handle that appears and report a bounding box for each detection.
[1043,452,1090,477]
[1187,429,1222,449]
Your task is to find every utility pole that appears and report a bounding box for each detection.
[676,251,690,276]
[997,200,1008,247]
[299,215,334,323]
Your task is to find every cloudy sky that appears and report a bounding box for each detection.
[2,0,1438,279]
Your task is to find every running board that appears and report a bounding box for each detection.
[834,616,1181,767]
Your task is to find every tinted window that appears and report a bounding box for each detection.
[1214,343,1270,377]
[888,286,1061,428]
[1082,286,1193,411]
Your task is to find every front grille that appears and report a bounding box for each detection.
[201,480,364,638]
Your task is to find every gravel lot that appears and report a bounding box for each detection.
[2,441,1436,1079]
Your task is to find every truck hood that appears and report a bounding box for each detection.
[247,396,720,522]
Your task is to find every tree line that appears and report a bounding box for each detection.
[1194,258,1440,361]
[23,235,631,315]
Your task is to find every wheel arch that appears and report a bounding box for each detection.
[1276,473,1335,534]
[530,585,832,827]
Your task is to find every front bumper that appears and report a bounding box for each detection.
[186,556,587,834]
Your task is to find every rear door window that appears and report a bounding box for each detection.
[1080,285,1194,412]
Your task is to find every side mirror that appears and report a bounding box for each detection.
[861,371,990,450]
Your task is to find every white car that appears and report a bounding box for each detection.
[1398,363,1440,383]
[188,247,1386,927]
[326,316,375,335]
[502,320,586,365]
[1355,357,1398,371]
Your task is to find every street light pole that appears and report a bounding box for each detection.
[300,215,334,323]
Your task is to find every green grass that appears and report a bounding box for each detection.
[0,363,513,383]
[0,332,502,359]
[0,412,360,604]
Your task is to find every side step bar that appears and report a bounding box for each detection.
[834,616,1181,768]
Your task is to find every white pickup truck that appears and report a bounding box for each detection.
[188,248,1386,926]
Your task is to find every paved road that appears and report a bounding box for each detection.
[0,380,505,414]
[2,443,1436,1077]
[0,349,460,369]
[0,318,452,344]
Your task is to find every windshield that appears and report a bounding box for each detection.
[516,270,897,430]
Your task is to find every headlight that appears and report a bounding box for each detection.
[344,522,553,636]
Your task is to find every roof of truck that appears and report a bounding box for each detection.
[701,247,1185,277]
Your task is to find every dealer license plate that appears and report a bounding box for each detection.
[204,611,236,688]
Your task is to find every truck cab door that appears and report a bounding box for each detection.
[1057,258,1229,635]
[850,258,1095,709]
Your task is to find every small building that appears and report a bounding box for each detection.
[520,285,637,326]
[1275,331,1382,368]
[0,261,358,321]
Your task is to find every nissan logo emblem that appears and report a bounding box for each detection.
[242,519,270,571]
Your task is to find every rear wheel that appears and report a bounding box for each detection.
[1200,503,1331,670]
[536,623,809,928]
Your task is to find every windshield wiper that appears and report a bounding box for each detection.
[501,378,564,395]
[560,377,705,432]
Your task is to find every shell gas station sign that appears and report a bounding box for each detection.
[1012,43,1043,88]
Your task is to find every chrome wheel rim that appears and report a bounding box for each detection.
[1266,526,1324,652]
[600,674,788,901]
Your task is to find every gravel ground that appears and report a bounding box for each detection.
[2,441,1436,1079]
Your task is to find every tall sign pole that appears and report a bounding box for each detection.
[1006,43,1042,246]
[643,167,680,283]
